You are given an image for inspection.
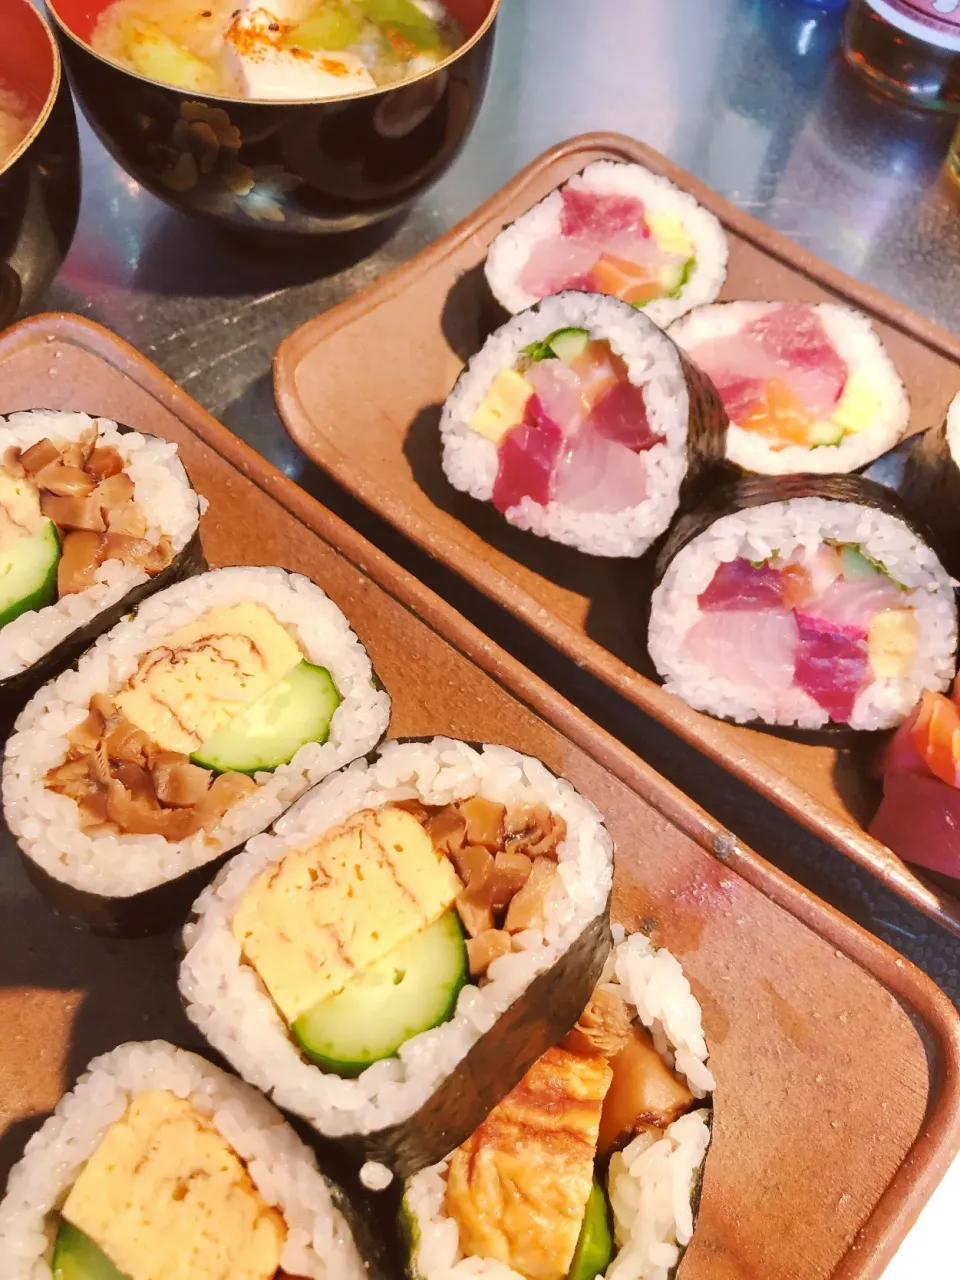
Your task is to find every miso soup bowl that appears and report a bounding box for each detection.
[47,0,499,235]
[0,0,80,326]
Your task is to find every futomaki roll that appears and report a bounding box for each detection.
[3,566,390,935]
[0,1041,380,1280]
[439,293,728,558]
[0,411,202,717]
[668,301,909,475]
[647,477,957,735]
[179,737,614,1178]
[901,393,960,579]
[485,160,728,326]
[400,928,714,1280]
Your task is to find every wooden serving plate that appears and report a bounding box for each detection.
[274,132,960,938]
[0,313,958,1279]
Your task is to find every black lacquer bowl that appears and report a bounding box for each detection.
[0,0,80,326]
[48,0,498,236]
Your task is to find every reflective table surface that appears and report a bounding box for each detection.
[33,0,960,997]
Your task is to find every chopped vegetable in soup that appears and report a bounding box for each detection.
[91,0,462,99]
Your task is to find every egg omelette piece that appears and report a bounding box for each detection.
[115,602,304,754]
[61,1089,285,1280]
[445,1046,613,1280]
[233,805,464,1022]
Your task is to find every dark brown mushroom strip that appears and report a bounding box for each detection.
[33,463,97,497]
[152,753,214,808]
[597,1024,696,1157]
[466,929,513,977]
[503,857,557,933]
[503,802,567,859]
[455,894,494,939]
[86,445,125,480]
[19,438,61,475]
[456,796,506,850]
[564,988,633,1058]
[2,446,24,477]
[57,531,103,597]
[94,473,136,507]
[424,805,467,857]
[40,492,106,533]
[491,851,532,909]
[66,705,107,751]
[99,533,173,574]
[102,716,153,768]
[105,503,149,539]
[391,797,432,823]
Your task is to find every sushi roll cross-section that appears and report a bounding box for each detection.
[485,161,728,327]
[647,483,957,734]
[180,738,614,1176]
[901,392,960,580]
[440,293,727,558]
[0,411,202,701]
[0,1041,374,1280]
[402,929,714,1280]
[669,302,909,476]
[2,566,390,933]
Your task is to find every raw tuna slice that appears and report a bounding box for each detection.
[683,609,798,691]
[808,576,904,632]
[559,187,648,240]
[793,613,869,722]
[873,703,928,778]
[709,373,767,422]
[748,302,847,402]
[552,427,648,514]
[492,396,564,514]
[870,769,960,878]
[519,237,607,300]
[587,380,663,452]
[698,559,784,611]
[911,689,960,788]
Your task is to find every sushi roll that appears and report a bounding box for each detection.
[2,566,390,935]
[646,475,958,737]
[400,928,714,1280]
[485,160,728,327]
[668,301,909,476]
[900,393,960,579]
[179,737,614,1177]
[0,1040,380,1280]
[439,292,728,559]
[0,411,203,718]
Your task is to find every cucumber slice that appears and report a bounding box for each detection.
[568,1180,614,1280]
[0,520,59,630]
[191,660,341,774]
[840,543,882,581]
[293,909,467,1076]
[548,328,591,363]
[53,1221,129,1280]
[287,4,365,51]
[365,0,435,32]
[809,420,845,447]
[122,18,220,93]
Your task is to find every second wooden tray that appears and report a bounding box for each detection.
[274,131,960,936]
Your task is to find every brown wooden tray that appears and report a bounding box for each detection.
[1,312,959,1280]
[274,131,960,939]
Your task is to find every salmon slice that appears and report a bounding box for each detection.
[738,378,815,447]
[588,254,664,305]
[912,689,960,787]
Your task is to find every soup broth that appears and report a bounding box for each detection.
[91,0,462,100]
[0,86,34,168]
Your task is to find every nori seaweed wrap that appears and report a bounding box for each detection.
[0,410,204,733]
[2,566,391,936]
[645,474,958,744]
[399,927,714,1280]
[900,394,960,580]
[179,736,614,1178]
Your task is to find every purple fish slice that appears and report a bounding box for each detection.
[793,612,869,722]
[492,395,564,514]
[697,558,785,612]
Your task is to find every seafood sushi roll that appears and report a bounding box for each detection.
[485,160,728,326]
[0,411,202,716]
[0,1040,380,1280]
[669,301,909,476]
[401,928,714,1280]
[646,475,957,737]
[179,737,614,1177]
[901,393,960,579]
[2,566,390,935]
[439,293,728,558]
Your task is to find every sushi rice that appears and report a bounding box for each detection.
[180,737,614,1139]
[668,302,909,476]
[648,497,957,730]
[2,566,390,897]
[403,927,714,1280]
[0,411,201,680]
[440,293,694,559]
[0,1040,369,1280]
[485,160,728,327]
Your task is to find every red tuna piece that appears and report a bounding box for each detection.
[586,380,663,453]
[492,395,564,514]
[747,302,847,404]
[559,187,648,241]
[873,702,928,779]
[711,373,767,422]
[870,769,960,879]
[697,559,785,612]
[793,613,869,722]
